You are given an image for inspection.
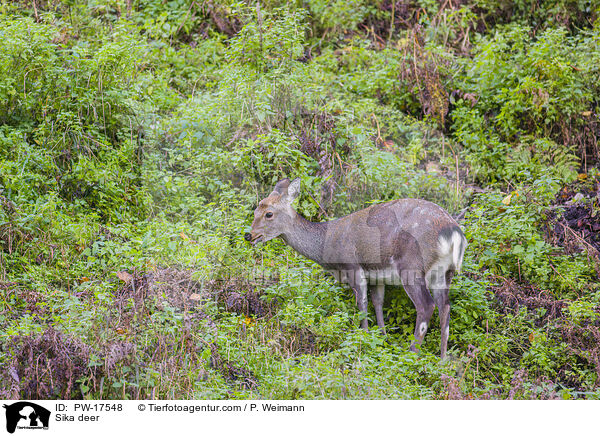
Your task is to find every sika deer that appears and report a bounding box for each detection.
[244,178,467,358]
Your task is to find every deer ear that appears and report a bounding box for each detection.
[286,178,301,201]
[273,178,290,195]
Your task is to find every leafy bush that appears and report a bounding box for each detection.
[1,1,600,401]
[465,182,596,293]
[451,25,593,184]
[226,6,307,72]
[306,0,372,36]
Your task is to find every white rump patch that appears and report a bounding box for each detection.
[437,235,452,255]
[426,234,456,290]
[427,230,466,290]
[451,231,464,273]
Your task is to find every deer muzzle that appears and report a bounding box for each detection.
[244,232,264,244]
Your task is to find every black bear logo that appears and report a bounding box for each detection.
[3,402,50,434]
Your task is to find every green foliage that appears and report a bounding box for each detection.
[465,179,595,293]
[452,25,593,184]
[226,6,307,72]
[466,26,589,135]
[472,0,597,30]
[307,0,372,36]
[1,0,600,401]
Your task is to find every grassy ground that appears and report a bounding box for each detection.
[1,0,600,399]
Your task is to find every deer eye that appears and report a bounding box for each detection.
[265,212,273,219]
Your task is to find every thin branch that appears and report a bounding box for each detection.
[387,0,396,44]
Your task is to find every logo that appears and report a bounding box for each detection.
[3,402,50,434]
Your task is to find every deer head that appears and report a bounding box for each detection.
[244,178,301,245]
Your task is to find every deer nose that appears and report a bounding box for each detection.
[244,233,252,241]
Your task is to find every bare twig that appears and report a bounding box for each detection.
[388,0,396,44]
[256,1,264,71]
[175,1,197,37]
[558,221,600,258]
[446,141,460,203]
[32,0,39,22]
[371,113,383,145]
[306,191,330,218]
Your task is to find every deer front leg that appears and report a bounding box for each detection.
[370,283,386,334]
[348,268,369,331]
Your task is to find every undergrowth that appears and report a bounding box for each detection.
[1,0,599,400]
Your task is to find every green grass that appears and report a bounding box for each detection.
[1,0,599,400]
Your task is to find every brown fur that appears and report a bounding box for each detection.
[246,178,467,358]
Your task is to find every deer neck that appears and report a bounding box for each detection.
[281,211,327,265]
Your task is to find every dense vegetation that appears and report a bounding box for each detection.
[1,0,599,400]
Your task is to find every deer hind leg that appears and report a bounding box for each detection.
[370,284,386,334]
[402,274,435,353]
[432,270,454,359]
